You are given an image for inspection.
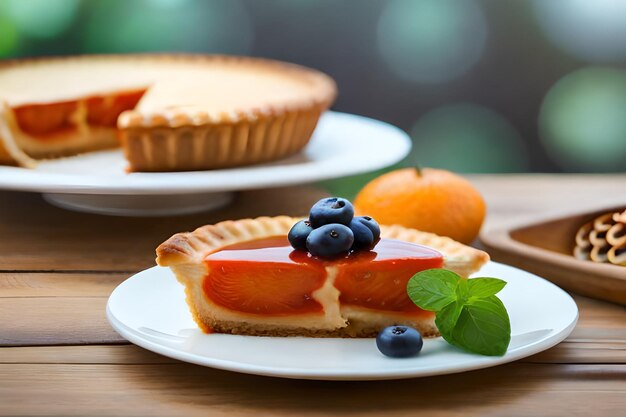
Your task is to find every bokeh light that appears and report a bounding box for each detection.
[0,0,80,39]
[376,0,487,84]
[0,17,19,57]
[147,0,195,8]
[83,0,253,54]
[409,104,529,173]
[533,0,626,62]
[539,67,626,172]
[321,167,395,201]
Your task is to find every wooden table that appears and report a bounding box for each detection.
[1,175,625,416]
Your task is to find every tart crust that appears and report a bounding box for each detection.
[118,103,326,172]
[117,56,336,172]
[157,216,490,337]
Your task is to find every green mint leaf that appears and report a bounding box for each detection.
[407,269,460,311]
[448,296,511,356]
[406,268,512,356]
[435,301,463,346]
[467,278,507,299]
[455,274,469,303]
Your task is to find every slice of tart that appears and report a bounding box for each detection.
[0,86,146,167]
[156,216,489,338]
[0,55,336,171]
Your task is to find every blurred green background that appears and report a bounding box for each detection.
[1,0,625,196]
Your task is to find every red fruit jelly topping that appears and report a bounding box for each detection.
[334,240,443,315]
[203,237,443,316]
[13,89,146,139]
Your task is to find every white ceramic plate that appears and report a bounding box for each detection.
[0,112,410,215]
[107,262,578,380]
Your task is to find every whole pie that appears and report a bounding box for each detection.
[156,216,489,337]
[0,55,336,171]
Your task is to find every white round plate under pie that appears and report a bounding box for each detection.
[107,262,578,381]
[0,112,411,216]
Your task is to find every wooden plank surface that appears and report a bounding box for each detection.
[0,187,327,272]
[1,337,624,366]
[1,175,624,273]
[0,362,624,417]
[0,264,626,348]
[0,297,125,346]
[0,272,128,346]
[2,270,625,349]
[0,272,127,297]
[0,345,176,364]
[1,177,626,416]
[472,174,626,230]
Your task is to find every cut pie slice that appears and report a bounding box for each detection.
[0,94,147,168]
[0,63,147,167]
[0,55,336,171]
[156,216,489,338]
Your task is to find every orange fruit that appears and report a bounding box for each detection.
[354,168,486,244]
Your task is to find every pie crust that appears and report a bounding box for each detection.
[157,216,490,337]
[0,55,337,172]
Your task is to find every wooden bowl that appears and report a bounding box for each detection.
[480,207,626,305]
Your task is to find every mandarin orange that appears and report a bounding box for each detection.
[354,168,486,244]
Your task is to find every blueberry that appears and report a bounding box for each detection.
[288,219,314,250]
[358,216,381,243]
[349,218,375,250]
[309,197,354,228]
[376,326,423,358]
[306,223,354,258]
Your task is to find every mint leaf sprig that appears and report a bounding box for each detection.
[407,269,511,356]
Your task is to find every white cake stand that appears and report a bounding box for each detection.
[0,112,411,216]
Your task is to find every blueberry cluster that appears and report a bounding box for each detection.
[288,197,381,258]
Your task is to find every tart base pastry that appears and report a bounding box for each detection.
[157,216,489,338]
